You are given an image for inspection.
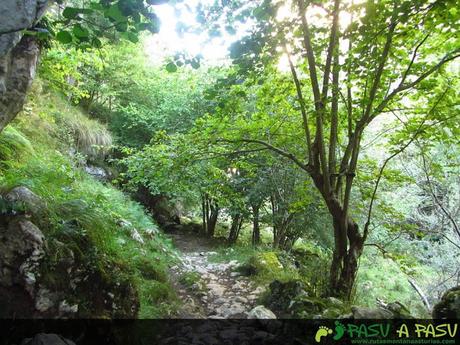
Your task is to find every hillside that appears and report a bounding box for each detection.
[0,82,178,318]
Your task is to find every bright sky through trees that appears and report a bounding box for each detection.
[144,0,248,64]
[144,0,355,70]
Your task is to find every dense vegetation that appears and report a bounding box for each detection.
[0,0,459,319]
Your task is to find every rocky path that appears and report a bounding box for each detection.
[168,231,267,319]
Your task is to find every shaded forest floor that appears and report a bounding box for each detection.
[168,230,266,318]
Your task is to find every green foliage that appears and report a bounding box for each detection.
[243,251,285,279]
[0,85,178,318]
[355,252,432,318]
[208,245,258,264]
[138,280,179,318]
[47,0,164,49]
[0,126,34,164]
[40,42,218,148]
[16,0,458,315]
[179,271,201,288]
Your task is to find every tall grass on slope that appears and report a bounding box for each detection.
[0,126,34,167]
[17,80,112,161]
[57,111,112,160]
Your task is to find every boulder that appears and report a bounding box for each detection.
[0,218,44,293]
[0,218,45,317]
[239,252,283,276]
[432,286,460,319]
[5,186,45,214]
[20,333,76,345]
[35,288,59,313]
[0,214,139,318]
[0,1,48,53]
[351,306,394,319]
[247,305,277,319]
[264,279,307,314]
[84,165,108,180]
[385,302,413,318]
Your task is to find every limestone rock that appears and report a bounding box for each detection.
[58,300,78,316]
[0,218,45,295]
[247,305,277,319]
[35,288,58,312]
[84,165,108,180]
[351,306,393,319]
[0,0,49,133]
[130,228,144,244]
[5,186,45,214]
[265,279,306,313]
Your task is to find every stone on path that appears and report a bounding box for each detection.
[247,305,277,319]
[168,231,269,319]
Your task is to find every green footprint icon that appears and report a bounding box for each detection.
[315,326,333,343]
[333,321,346,340]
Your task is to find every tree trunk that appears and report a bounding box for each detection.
[201,194,207,235]
[228,213,243,244]
[328,210,364,300]
[207,200,218,237]
[202,194,219,237]
[273,228,288,249]
[251,204,260,246]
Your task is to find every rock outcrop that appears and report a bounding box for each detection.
[0,0,49,134]
[0,217,45,316]
[0,186,140,318]
[5,186,45,214]
[432,286,460,319]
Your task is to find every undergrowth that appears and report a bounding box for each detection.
[0,80,178,318]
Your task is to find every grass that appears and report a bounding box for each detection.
[355,250,433,318]
[0,81,179,318]
[16,80,112,161]
[56,110,112,160]
[209,245,304,287]
[179,271,201,288]
[0,126,34,164]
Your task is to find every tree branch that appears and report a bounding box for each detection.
[362,89,449,241]
[370,48,460,125]
[321,0,341,102]
[217,138,310,173]
[296,0,321,108]
[420,149,460,241]
[361,7,397,123]
[284,45,313,163]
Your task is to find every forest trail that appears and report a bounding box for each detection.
[168,231,266,318]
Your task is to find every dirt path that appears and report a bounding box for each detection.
[168,230,265,318]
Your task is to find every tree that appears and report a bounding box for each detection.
[205,0,460,298]
[0,0,167,134]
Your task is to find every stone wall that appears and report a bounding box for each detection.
[0,0,49,133]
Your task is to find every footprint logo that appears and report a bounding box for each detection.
[333,321,345,341]
[315,326,333,343]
